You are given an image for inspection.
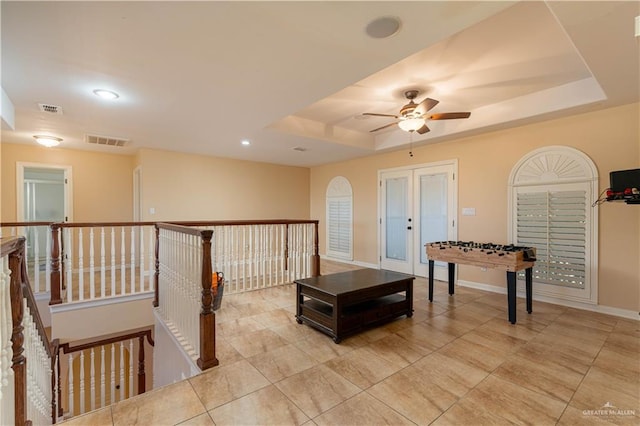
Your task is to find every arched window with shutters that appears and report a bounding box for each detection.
[326,176,353,260]
[508,146,598,304]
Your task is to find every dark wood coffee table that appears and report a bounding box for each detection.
[295,269,414,343]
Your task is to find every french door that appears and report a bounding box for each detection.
[380,162,457,279]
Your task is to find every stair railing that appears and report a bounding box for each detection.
[1,236,59,425]
[57,328,154,419]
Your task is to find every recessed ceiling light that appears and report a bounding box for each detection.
[93,89,119,100]
[33,135,62,147]
[241,140,251,146]
[365,16,401,39]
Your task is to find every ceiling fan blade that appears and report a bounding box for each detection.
[370,122,399,132]
[416,124,430,134]
[362,113,399,118]
[429,112,471,120]
[415,98,439,115]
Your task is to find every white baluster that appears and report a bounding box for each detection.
[139,227,145,292]
[100,345,105,408]
[100,227,106,298]
[90,348,95,411]
[78,229,84,301]
[65,228,73,303]
[33,226,40,293]
[119,342,124,402]
[130,227,136,294]
[120,227,126,296]
[110,227,116,297]
[89,228,95,299]
[148,227,154,292]
[110,344,115,404]
[79,351,85,414]
[45,226,52,292]
[68,354,74,417]
[129,339,134,397]
[249,226,254,290]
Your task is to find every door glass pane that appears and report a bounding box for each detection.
[386,177,407,261]
[420,173,448,264]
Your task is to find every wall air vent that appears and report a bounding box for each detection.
[38,103,63,114]
[85,134,130,147]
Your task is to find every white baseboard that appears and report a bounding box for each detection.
[320,255,378,270]
[457,279,639,321]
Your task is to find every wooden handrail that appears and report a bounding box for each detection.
[156,222,208,237]
[0,221,55,228]
[59,329,154,354]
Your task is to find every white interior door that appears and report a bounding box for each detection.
[380,162,457,278]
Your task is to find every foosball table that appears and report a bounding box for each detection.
[425,241,537,324]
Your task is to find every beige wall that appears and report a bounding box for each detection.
[136,148,310,221]
[1,143,135,222]
[310,103,640,312]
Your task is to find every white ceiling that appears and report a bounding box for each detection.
[2,1,638,167]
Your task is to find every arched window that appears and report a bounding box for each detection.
[326,176,353,260]
[508,146,598,304]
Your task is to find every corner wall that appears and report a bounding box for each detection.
[310,103,640,312]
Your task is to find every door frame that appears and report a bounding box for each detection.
[378,159,458,276]
[16,162,73,222]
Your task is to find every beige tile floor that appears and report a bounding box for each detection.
[62,262,639,426]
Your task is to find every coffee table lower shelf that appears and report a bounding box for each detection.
[296,293,411,343]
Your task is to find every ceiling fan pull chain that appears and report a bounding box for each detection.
[409,132,414,157]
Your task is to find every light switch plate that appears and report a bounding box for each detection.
[462,207,476,216]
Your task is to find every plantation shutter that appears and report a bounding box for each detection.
[327,197,352,259]
[509,146,597,304]
[516,189,586,288]
[326,176,353,260]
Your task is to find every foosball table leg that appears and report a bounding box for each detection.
[428,260,434,302]
[448,263,455,295]
[525,267,533,314]
[506,271,517,324]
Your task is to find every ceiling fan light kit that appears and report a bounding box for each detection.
[363,90,471,134]
[398,117,424,132]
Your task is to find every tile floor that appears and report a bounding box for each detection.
[62,263,639,425]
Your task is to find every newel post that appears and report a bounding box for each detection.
[137,335,146,394]
[312,221,320,277]
[50,224,62,305]
[9,240,27,426]
[197,230,218,370]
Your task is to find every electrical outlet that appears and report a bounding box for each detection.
[480,267,487,271]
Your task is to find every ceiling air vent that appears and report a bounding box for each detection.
[85,134,130,147]
[38,103,63,114]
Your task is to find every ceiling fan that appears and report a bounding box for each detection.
[363,90,471,134]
